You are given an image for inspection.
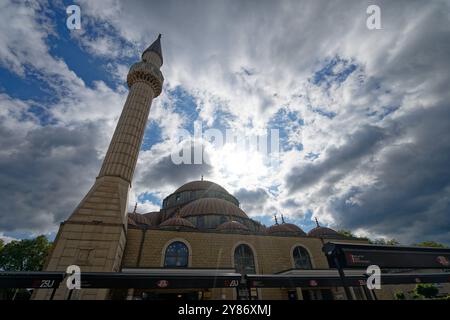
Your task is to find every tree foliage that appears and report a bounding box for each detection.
[0,235,52,271]
[337,230,355,238]
[414,284,439,299]
[414,241,448,248]
[394,291,406,300]
[369,238,399,245]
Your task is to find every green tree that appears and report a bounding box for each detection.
[369,238,399,245]
[394,291,406,300]
[337,230,355,238]
[0,235,52,271]
[0,235,52,300]
[414,284,439,299]
[337,230,370,241]
[414,241,448,248]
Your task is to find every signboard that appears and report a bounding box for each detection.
[323,242,450,269]
[343,249,450,268]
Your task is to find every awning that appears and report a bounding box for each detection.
[248,269,366,288]
[81,268,242,289]
[248,269,450,288]
[1,269,449,290]
[0,272,65,289]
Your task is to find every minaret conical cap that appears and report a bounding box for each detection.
[143,33,163,64]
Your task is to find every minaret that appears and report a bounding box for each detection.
[98,34,164,182]
[33,35,164,300]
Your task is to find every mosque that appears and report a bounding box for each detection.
[122,178,371,300]
[32,35,431,300]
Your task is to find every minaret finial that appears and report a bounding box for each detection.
[133,202,138,214]
[142,33,163,65]
[315,217,320,227]
[274,214,278,225]
[201,175,204,181]
[281,214,285,224]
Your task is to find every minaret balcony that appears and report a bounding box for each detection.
[127,61,164,96]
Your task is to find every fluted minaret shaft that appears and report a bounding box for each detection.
[98,36,164,183]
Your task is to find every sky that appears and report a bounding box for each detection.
[0,0,449,245]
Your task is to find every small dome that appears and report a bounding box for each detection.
[143,211,163,225]
[179,198,248,219]
[282,223,307,235]
[308,226,342,238]
[159,217,196,229]
[128,213,152,226]
[174,180,229,194]
[127,216,138,226]
[267,223,306,236]
[216,220,249,232]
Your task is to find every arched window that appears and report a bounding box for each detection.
[293,246,312,269]
[234,244,256,274]
[164,241,189,267]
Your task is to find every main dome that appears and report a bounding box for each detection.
[162,180,240,209]
[174,180,229,194]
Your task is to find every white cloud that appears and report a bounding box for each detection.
[0,0,449,245]
[0,233,18,244]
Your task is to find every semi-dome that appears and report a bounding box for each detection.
[308,226,341,238]
[159,216,196,229]
[216,220,249,232]
[128,213,152,226]
[179,198,248,219]
[142,211,163,226]
[162,180,240,209]
[127,216,138,226]
[267,223,306,236]
[174,180,229,194]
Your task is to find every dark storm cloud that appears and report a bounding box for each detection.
[0,123,103,232]
[233,187,269,214]
[332,102,450,242]
[134,145,213,191]
[286,125,387,192]
[278,0,450,245]
[286,100,450,244]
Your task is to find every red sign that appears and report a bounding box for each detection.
[309,280,318,287]
[436,256,450,267]
[156,280,169,288]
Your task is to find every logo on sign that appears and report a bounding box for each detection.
[229,280,239,287]
[347,253,370,264]
[436,256,450,267]
[66,265,81,290]
[366,265,381,290]
[156,280,169,288]
[40,280,55,288]
[309,280,318,287]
